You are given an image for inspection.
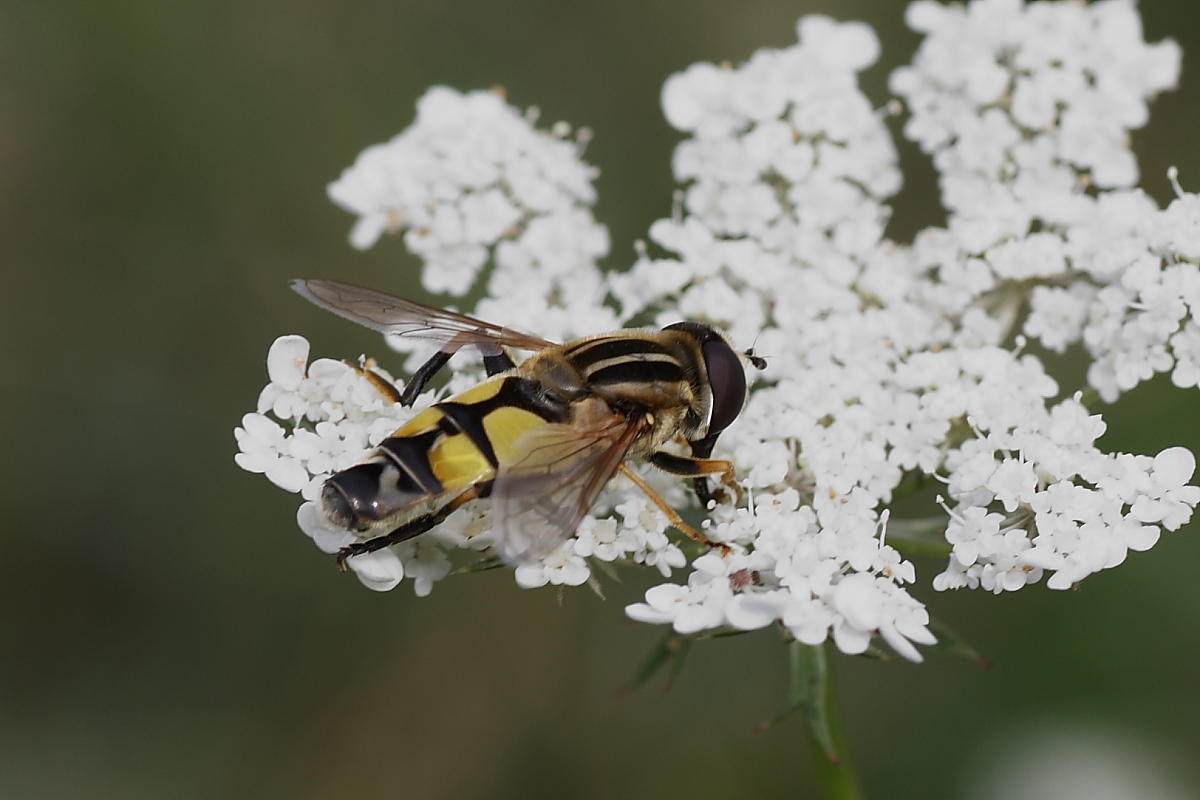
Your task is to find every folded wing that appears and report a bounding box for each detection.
[291,279,556,352]
[491,400,645,564]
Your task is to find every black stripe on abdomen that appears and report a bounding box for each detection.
[378,430,444,494]
[435,402,500,468]
[323,460,427,530]
[486,376,572,423]
[430,376,576,465]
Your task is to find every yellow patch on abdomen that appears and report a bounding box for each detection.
[393,378,507,438]
[483,406,549,464]
[394,407,442,437]
[430,433,495,491]
[390,377,548,491]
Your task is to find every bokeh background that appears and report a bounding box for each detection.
[4,1,1200,798]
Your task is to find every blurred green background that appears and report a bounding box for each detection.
[4,1,1199,798]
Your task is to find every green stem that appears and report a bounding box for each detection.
[789,641,864,800]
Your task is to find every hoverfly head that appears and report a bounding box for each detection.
[663,321,751,438]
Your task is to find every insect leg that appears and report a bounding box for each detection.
[649,451,735,478]
[482,350,515,375]
[343,360,405,404]
[399,343,514,406]
[399,351,453,406]
[335,481,493,570]
[617,464,730,556]
[400,331,489,405]
[650,450,744,508]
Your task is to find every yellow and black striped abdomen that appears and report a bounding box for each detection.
[320,376,566,533]
[391,378,555,491]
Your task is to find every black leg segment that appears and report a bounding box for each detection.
[399,347,514,406]
[689,436,717,507]
[483,351,516,375]
[650,452,714,476]
[400,350,452,406]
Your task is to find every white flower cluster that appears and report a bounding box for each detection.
[234,335,411,497]
[620,2,1197,658]
[328,86,617,348]
[234,335,447,589]
[610,15,899,346]
[236,1,1200,662]
[512,491,689,590]
[891,0,1198,402]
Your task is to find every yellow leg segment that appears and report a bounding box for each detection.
[618,465,731,556]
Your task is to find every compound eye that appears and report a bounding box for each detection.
[702,339,747,434]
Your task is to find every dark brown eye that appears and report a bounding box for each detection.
[702,339,747,434]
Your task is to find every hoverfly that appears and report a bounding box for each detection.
[291,279,765,566]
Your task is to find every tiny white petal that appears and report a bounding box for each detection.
[626,603,674,625]
[240,412,285,442]
[515,565,550,589]
[725,591,788,630]
[266,335,310,390]
[1152,447,1195,488]
[296,501,353,554]
[879,621,923,663]
[234,451,272,475]
[832,573,882,632]
[832,620,871,655]
[346,549,404,592]
[265,457,309,494]
[692,552,727,576]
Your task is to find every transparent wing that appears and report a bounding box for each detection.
[491,401,645,564]
[291,279,557,352]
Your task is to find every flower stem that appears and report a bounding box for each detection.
[789,641,863,800]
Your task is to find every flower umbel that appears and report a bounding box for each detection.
[236,2,1199,665]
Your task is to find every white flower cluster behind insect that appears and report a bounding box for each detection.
[327,86,618,349]
[235,0,1200,662]
[891,0,1193,402]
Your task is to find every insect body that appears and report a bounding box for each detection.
[291,279,763,566]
